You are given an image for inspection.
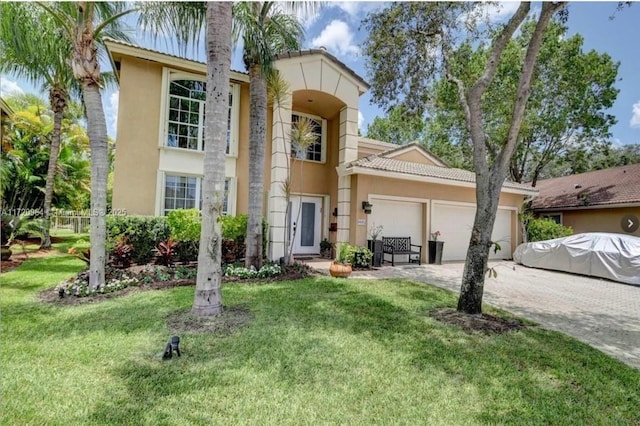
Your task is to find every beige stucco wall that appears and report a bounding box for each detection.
[391,150,439,165]
[112,57,163,215]
[350,174,526,258]
[112,54,251,217]
[234,84,251,215]
[557,206,640,237]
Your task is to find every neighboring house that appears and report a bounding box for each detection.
[105,39,537,262]
[0,96,12,143]
[532,163,640,237]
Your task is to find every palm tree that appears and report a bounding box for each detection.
[233,2,304,269]
[0,3,77,248]
[191,2,233,316]
[37,2,133,290]
[139,2,233,316]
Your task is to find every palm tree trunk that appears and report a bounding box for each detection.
[83,82,108,290]
[192,1,232,317]
[245,63,267,269]
[41,87,67,249]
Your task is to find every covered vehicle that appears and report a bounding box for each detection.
[513,233,640,285]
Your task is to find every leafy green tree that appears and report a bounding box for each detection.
[363,2,567,314]
[427,20,619,186]
[365,105,426,145]
[0,2,78,248]
[1,95,90,214]
[37,1,133,290]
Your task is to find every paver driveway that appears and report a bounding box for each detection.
[350,261,640,370]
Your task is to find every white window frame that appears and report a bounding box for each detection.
[161,172,237,216]
[160,68,240,157]
[291,111,327,164]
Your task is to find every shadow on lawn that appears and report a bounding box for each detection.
[24,277,636,425]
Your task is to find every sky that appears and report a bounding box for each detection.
[1,1,639,146]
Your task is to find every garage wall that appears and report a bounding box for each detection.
[431,201,515,261]
[351,174,526,261]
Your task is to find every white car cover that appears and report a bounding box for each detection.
[513,233,640,286]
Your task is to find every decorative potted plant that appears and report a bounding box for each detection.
[367,223,384,267]
[320,238,334,259]
[329,242,352,278]
[428,231,444,265]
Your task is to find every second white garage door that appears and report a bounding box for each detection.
[431,202,513,261]
[369,198,423,249]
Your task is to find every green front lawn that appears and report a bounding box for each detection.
[2,250,639,425]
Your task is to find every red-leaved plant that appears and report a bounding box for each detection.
[155,237,177,267]
[111,236,134,269]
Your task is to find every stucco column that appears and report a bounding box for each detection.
[268,95,292,260]
[337,106,359,244]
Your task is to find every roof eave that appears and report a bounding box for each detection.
[103,38,250,84]
[533,201,640,212]
[345,165,538,196]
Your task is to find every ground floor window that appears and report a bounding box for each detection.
[163,173,235,216]
[541,213,562,224]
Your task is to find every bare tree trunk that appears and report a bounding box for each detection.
[245,63,267,269]
[41,87,67,249]
[192,1,232,317]
[457,2,566,314]
[83,82,108,290]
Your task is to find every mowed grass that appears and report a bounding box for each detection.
[2,249,639,424]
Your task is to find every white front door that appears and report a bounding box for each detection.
[289,196,322,255]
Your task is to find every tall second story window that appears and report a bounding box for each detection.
[164,71,239,156]
[167,80,206,150]
[291,112,326,163]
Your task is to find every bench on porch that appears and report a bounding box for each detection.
[382,237,422,266]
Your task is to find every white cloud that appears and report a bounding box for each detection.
[630,101,640,129]
[484,2,521,22]
[358,111,364,132]
[0,78,25,98]
[332,2,386,20]
[310,20,359,57]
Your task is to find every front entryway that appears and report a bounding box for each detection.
[289,196,322,255]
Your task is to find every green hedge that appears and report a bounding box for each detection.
[527,217,573,242]
[106,216,171,264]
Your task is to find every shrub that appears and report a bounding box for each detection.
[110,236,133,269]
[221,214,248,240]
[106,216,170,264]
[154,238,178,267]
[527,217,573,242]
[224,263,282,279]
[167,209,201,241]
[346,245,373,268]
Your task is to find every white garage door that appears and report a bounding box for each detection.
[431,203,512,261]
[369,199,423,248]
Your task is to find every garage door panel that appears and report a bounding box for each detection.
[369,199,423,246]
[431,203,512,261]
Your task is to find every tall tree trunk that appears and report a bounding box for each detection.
[457,2,565,315]
[192,1,232,317]
[84,82,108,290]
[245,63,267,269]
[457,173,502,314]
[41,87,67,249]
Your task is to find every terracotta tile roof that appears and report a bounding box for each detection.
[346,154,536,193]
[532,163,640,210]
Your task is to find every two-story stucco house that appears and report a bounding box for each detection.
[105,39,537,263]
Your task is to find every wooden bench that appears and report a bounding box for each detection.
[382,237,422,266]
